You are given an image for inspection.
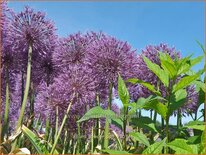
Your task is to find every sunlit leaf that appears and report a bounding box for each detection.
[130,132,150,146]
[118,73,130,105]
[77,106,119,123]
[142,137,166,154]
[167,139,194,154]
[143,56,169,87]
[127,78,161,96]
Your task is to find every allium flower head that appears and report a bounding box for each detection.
[53,33,91,72]
[86,34,139,101]
[35,66,97,132]
[6,6,57,72]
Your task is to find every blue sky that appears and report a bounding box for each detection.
[8,1,205,124]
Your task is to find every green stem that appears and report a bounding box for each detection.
[94,94,100,147]
[76,122,81,154]
[123,106,128,151]
[16,44,32,128]
[177,109,182,134]
[45,118,50,141]
[153,111,157,124]
[50,96,74,154]
[103,83,113,149]
[12,44,32,151]
[3,65,10,139]
[91,127,94,154]
[165,117,169,154]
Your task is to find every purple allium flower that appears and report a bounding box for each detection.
[35,66,97,132]
[53,33,89,72]
[86,34,139,102]
[183,85,199,114]
[6,6,57,81]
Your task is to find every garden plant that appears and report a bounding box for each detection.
[0,1,205,154]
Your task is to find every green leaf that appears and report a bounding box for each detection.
[167,139,194,154]
[130,132,150,146]
[102,149,130,154]
[143,56,169,87]
[22,125,59,154]
[131,117,158,133]
[127,78,161,96]
[196,40,206,54]
[185,125,205,131]
[173,73,201,92]
[168,89,187,115]
[77,106,118,123]
[143,99,167,120]
[187,136,201,144]
[142,137,166,154]
[159,52,177,78]
[118,73,130,105]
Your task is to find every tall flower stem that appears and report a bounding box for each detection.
[50,94,74,154]
[103,83,113,149]
[94,94,100,147]
[123,106,128,150]
[177,109,182,134]
[16,44,32,129]
[12,43,33,151]
[2,64,10,139]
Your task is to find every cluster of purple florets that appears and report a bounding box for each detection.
[1,2,199,134]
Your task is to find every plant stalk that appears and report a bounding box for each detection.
[50,95,74,154]
[3,64,10,139]
[12,43,33,151]
[103,83,113,149]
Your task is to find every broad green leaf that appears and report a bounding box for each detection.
[189,145,198,154]
[159,52,177,78]
[187,135,201,144]
[142,137,166,154]
[174,89,187,102]
[118,73,130,105]
[130,132,150,146]
[143,56,169,87]
[173,73,201,92]
[102,149,130,154]
[127,78,161,96]
[77,106,119,123]
[143,100,167,120]
[131,117,158,133]
[176,55,193,74]
[186,120,205,126]
[22,125,59,154]
[168,89,187,115]
[185,125,205,131]
[158,52,175,64]
[167,139,194,154]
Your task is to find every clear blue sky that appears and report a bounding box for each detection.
[8,1,205,124]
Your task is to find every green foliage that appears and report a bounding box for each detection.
[77,106,120,123]
[143,56,169,87]
[142,138,166,154]
[102,149,130,154]
[167,139,195,154]
[127,78,161,96]
[130,132,150,146]
[22,125,59,154]
[118,73,130,105]
[131,117,158,133]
